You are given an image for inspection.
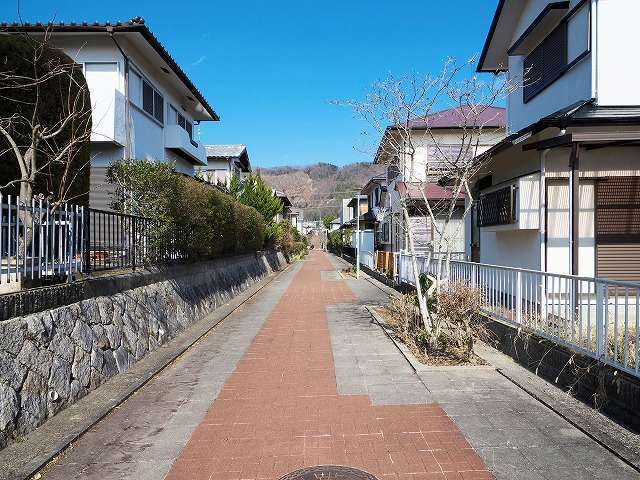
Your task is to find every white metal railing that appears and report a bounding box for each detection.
[396,251,640,379]
[0,195,85,287]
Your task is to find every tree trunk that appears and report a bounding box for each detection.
[403,206,431,332]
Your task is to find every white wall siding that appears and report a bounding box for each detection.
[506,0,591,133]
[83,62,125,144]
[545,181,595,277]
[130,107,164,162]
[594,0,640,106]
[166,150,195,176]
[480,229,541,270]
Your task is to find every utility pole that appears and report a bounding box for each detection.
[353,194,367,279]
[356,202,360,279]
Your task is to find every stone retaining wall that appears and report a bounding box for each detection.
[0,251,286,449]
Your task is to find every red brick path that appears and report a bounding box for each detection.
[166,252,492,480]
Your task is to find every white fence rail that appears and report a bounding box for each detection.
[396,251,640,379]
[0,195,85,288]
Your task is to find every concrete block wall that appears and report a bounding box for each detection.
[0,251,285,449]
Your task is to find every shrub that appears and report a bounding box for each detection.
[233,173,282,247]
[108,160,266,262]
[234,202,265,253]
[174,178,215,259]
[279,221,307,262]
[431,282,484,362]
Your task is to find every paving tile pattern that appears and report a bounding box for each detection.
[40,265,301,480]
[420,368,640,480]
[166,252,493,480]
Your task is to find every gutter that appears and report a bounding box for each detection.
[107,27,131,160]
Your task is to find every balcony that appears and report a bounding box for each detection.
[164,125,207,165]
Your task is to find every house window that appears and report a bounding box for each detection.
[142,79,164,123]
[170,105,195,142]
[477,185,517,227]
[595,177,640,282]
[523,22,568,102]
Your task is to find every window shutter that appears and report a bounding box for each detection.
[524,44,544,102]
[543,21,567,86]
[153,91,164,123]
[596,177,640,281]
[523,22,567,102]
[142,81,154,115]
[596,177,640,243]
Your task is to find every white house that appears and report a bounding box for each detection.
[202,144,251,187]
[475,0,640,282]
[374,107,506,258]
[339,198,353,227]
[1,18,219,210]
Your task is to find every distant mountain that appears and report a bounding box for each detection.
[260,162,384,220]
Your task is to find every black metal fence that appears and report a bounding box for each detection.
[86,208,189,272]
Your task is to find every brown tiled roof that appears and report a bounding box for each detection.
[404,106,506,129]
[395,181,466,201]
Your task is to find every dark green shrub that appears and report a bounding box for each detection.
[0,34,91,204]
[234,203,265,253]
[206,188,236,255]
[108,159,266,262]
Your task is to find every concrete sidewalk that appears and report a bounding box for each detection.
[30,251,639,480]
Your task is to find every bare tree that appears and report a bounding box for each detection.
[337,57,521,339]
[0,30,91,206]
[0,29,91,251]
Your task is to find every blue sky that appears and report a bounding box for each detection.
[2,0,497,168]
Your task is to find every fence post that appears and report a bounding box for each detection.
[66,203,73,283]
[595,282,604,358]
[471,263,477,289]
[132,215,137,271]
[516,270,522,324]
[84,208,91,275]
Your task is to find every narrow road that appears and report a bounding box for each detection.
[39,251,638,480]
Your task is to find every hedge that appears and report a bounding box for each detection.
[108,160,266,262]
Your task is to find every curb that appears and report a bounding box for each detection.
[0,262,295,480]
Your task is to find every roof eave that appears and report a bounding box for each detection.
[476,0,507,73]
[0,22,220,121]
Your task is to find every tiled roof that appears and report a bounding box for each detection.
[204,144,246,158]
[405,106,506,129]
[395,181,466,201]
[0,17,219,121]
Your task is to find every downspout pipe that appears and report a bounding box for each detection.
[107,28,131,160]
[540,148,549,272]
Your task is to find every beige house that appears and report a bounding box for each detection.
[374,107,506,257]
[474,0,640,282]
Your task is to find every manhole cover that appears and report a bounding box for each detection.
[279,465,378,480]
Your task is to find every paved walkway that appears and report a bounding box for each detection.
[38,251,639,480]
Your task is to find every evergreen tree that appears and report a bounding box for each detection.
[237,173,283,246]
